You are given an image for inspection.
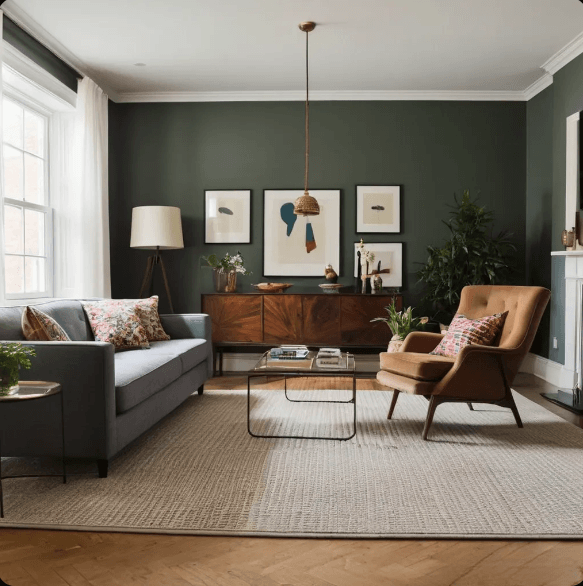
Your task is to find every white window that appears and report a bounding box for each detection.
[2,93,52,298]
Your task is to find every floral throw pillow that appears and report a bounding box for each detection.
[21,306,71,342]
[430,311,508,358]
[124,296,170,342]
[82,300,149,351]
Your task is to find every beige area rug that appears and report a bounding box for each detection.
[2,378,583,539]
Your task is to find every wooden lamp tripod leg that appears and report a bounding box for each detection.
[158,254,175,313]
[138,256,155,299]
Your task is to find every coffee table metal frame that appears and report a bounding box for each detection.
[0,381,66,518]
[247,352,357,441]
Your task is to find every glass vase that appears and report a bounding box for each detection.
[213,269,238,293]
[0,367,19,396]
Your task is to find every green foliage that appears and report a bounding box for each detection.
[0,343,36,393]
[200,252,251,275]
[371,301,427,340]
[417,190,515,318]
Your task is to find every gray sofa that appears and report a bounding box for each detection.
[0,299,213,477]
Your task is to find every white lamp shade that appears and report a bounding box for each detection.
[130,206,184,250]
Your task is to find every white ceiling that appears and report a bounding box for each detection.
[4,0,583,100]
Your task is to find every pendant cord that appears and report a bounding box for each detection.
[304,29,309,194]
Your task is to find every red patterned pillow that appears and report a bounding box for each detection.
[21,306,70,342]
[430,311,508,358]
[122,296,170,342]
[82,300,149,351]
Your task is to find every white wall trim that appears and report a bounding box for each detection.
[520,353,576,390]
[1,2,119,101]
[523,73,554,101]
[542,30,583,76]
[117,89,530,103]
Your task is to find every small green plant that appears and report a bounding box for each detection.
[0,343,36,394]
[371,301,428,340]
[200,252,251,275]
[417,190,515,318]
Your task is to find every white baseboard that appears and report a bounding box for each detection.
[520,352,576,390]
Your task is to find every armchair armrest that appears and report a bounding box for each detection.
[3,341,116,459]
[160,313,211,341]
[400,332,444,354]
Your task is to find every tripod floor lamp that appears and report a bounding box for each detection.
[130,206,184,313]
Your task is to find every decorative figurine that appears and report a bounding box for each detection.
[324,265,338,283]
[371,273,383,294]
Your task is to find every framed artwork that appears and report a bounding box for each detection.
[205,190,251,244]
[263,190,341,277]
[353,242,403,287]
[356,185,400,233]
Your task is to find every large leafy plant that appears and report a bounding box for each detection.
[417,190,515,318]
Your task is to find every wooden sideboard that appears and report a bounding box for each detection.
[202,288,403,373]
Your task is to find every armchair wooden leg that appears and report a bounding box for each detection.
[501,391,523,428]
[467,402,474,411]
[387,390,400,419]
[423,396,442,441]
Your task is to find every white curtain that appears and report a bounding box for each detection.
[54,77,111,298]
[0,12,6,301]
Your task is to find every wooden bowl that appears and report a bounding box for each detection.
[252,283,293,292]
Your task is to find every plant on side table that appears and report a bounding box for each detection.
[417,190,515,322]
[201,252,252,292]
[371,301,428,352]
[0,343,36,396]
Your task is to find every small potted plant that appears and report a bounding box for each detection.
[0,343,36,396]
[371,302,428,352]
[200,252,252,292]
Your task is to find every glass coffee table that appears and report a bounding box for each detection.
[247,351,357,441]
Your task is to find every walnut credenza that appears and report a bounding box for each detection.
[201,288,403,374]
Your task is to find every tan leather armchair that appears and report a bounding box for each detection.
[377,285,551,440]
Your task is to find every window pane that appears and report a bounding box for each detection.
[5,255,24,294]
[25,256,46,293]
[24,110,45,157]
[3,99,23,149]
[3,145,24,200]
[24,154,45,205]
[25,209,45,256]
[5,205,24,254]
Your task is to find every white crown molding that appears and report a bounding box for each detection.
[2,40,76,109]
[116,89,528,103]
[542,30,583,76]
[1,1,120,101]
[523,73,554,101]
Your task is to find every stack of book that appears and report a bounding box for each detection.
[316,348,342,368]
[269,345,310,360]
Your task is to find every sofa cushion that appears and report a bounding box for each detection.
[148,339,210,373]
[34,300,94,341]
[115,351,182,414]
[380,351,455,382]
[0,306,25,340]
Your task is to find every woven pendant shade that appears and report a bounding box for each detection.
[293,191,320,216]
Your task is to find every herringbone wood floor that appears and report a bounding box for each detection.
[0,374,581,586]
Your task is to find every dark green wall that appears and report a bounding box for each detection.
[526,85,553,358]
[2,16,78,92]
[109,100,526,314]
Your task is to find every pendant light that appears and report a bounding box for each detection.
[293,22,320,217]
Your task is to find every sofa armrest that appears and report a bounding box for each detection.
[160,314,213,378]
[160,313,212,341]
[5,341,117,460]
[399,332,444,354]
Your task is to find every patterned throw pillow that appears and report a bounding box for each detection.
[82,300,150,351]
[125,296,170,342]
[430,311,508,358]
[21,306,71,342]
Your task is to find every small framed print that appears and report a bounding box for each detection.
[356,185,400,233]
[354,242,403,287]
[205,190,251,244]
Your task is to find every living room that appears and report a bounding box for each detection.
[0,0,582,584]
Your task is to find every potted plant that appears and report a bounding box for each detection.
[0,343,36,396]
[371,302,428,352]
[200,252,251,292]
[417,190,515,321]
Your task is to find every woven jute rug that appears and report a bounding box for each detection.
[2,378,583,539]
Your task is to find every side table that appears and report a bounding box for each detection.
[0,381,66,518]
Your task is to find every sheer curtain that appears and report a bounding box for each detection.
[54,77,111,298]
[0,12,6,302]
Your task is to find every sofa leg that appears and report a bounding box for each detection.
[387,390,400,419]
[197,385,204,395]
[422,396,440,441]
[97,459,109,478]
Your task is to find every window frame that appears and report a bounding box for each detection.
[2,90,54,300]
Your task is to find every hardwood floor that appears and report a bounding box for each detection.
[1,373,582,586]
